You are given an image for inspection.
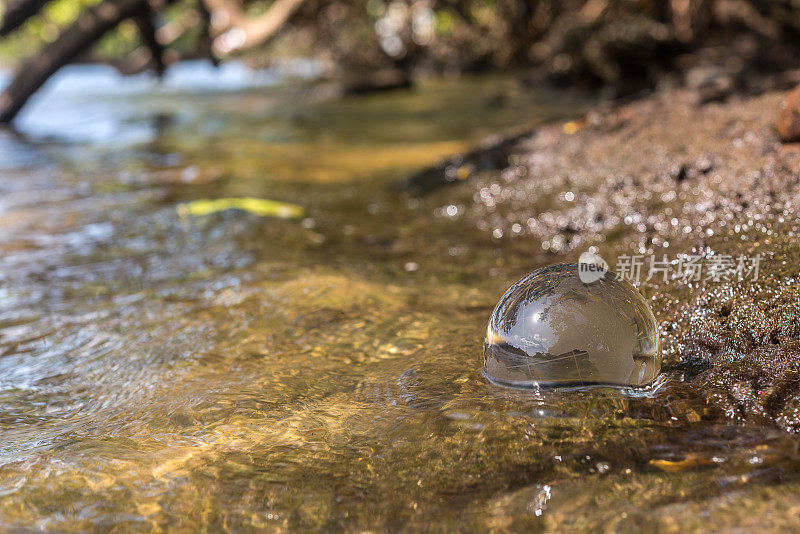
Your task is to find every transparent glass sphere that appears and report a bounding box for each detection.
[484,263,661,388]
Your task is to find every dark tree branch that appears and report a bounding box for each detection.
[133,10,166,76]
[197,0,220,65]
[0,0,149,123]
[0,0,54,36]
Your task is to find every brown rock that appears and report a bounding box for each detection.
[777,86,800,142]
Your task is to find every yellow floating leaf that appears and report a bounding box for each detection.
[562,119,586,135]
[649,454,714,472]
[177,197,304,219]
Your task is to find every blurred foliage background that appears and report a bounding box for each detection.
[2,0,800,87]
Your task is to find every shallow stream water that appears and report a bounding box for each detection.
[1,62,796,532]
[0,63,595,531]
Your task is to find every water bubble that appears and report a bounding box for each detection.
[484,263,661,388]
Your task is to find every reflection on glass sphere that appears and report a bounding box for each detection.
[484,263,661,388]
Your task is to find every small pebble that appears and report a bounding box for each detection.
[777,85,800,143]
